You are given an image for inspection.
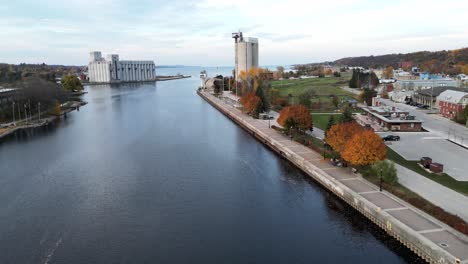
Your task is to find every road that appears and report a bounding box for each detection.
[396,164,468,222]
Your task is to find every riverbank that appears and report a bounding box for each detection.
[0,101,87,140]
[198,89,468,264]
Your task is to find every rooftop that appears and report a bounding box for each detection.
[363,106,422,123]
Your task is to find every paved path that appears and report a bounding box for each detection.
[395,164,468,222]
[201,90,468,263]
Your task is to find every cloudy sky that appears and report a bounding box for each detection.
[1,0,467,66]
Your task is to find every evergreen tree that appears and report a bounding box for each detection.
[340,106,354,123]
[325,115,335,138]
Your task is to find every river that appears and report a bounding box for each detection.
[0,67,422,263]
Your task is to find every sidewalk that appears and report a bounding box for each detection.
[395,164,468,222]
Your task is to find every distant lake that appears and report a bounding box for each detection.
[0,67,421,263]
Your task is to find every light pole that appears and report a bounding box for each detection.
[379,169,383,192]
[323,142,326,159]
[12,102,15,124]
[38,102,41,121]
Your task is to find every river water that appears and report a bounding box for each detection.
[0,67,421,263]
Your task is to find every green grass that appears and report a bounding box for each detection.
[312,113,342,130]
[271,73,353,97]
[386,147,468,196]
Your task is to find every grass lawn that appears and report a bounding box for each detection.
[271,73,353,97]
[312,113,342,130]
[387,147,468,196]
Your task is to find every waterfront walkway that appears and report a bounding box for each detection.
[200,90,468,263]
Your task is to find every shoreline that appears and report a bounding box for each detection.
[0,101,87,140]
[197,89,468,264]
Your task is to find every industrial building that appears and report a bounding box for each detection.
[88,51,156,83]
[232,32,259,81]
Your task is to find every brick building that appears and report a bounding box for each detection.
[437,90,468,119]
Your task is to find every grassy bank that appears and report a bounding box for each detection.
[386,147,468,196]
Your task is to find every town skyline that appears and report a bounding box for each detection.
[1,0,468,66]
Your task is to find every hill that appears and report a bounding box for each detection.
[332,48,468,74]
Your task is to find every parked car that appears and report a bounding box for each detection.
[383,135,400,141]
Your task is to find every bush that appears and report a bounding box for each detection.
[370,160,398,185]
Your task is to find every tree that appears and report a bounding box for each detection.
[382,66,394,79]
[370,160,398,185]
[341,130,387,166]
[325,115,335,138]
[325,122,364,153]
[61,74,83,91]
[331,95,339,108]
[50,100,62,116]
[359,88,377,106]
[298,91,315,109]
[276,66,285,78]
[240,92,260,115]
[324,69,333,76]
[340,106,354,123]
[277,105,312,131]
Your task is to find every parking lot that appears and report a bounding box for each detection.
[381,132,468,181]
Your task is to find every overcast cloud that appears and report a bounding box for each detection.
[1,0,467,66]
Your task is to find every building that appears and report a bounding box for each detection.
[437,90,468,119]
[412,87,468,108]
[232,32,259,81]
[88,51,156,83]
[358,106,423,132]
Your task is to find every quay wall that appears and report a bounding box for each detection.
[198,90,463,264]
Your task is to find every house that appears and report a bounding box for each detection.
[412,87,461,108]
[437,90,468,119]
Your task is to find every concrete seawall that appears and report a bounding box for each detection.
[198,90,468,264]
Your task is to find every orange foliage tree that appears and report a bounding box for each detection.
[341,130,387,166]
[277,105,312,131]
[382,66,394,79]
[325,122,364,153]
[240,92,260,114]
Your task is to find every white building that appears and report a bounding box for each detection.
[88,51,156,83]
[232,32,259,81]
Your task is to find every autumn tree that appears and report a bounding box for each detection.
[382,66,394,79]
[61,74,83,91]
[341,130,387,166]
[324,69,333,76]
[240,92,260,115]
[325,122,364,153]
[277,105,312,131]
[239,68,271,113]
[50,100,62,116]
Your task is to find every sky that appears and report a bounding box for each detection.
[1,0,467,66]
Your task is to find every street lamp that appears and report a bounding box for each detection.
[380,169,383,192]
[323,142,326,159]
[38,102,41,121]
[12,102,15,124]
